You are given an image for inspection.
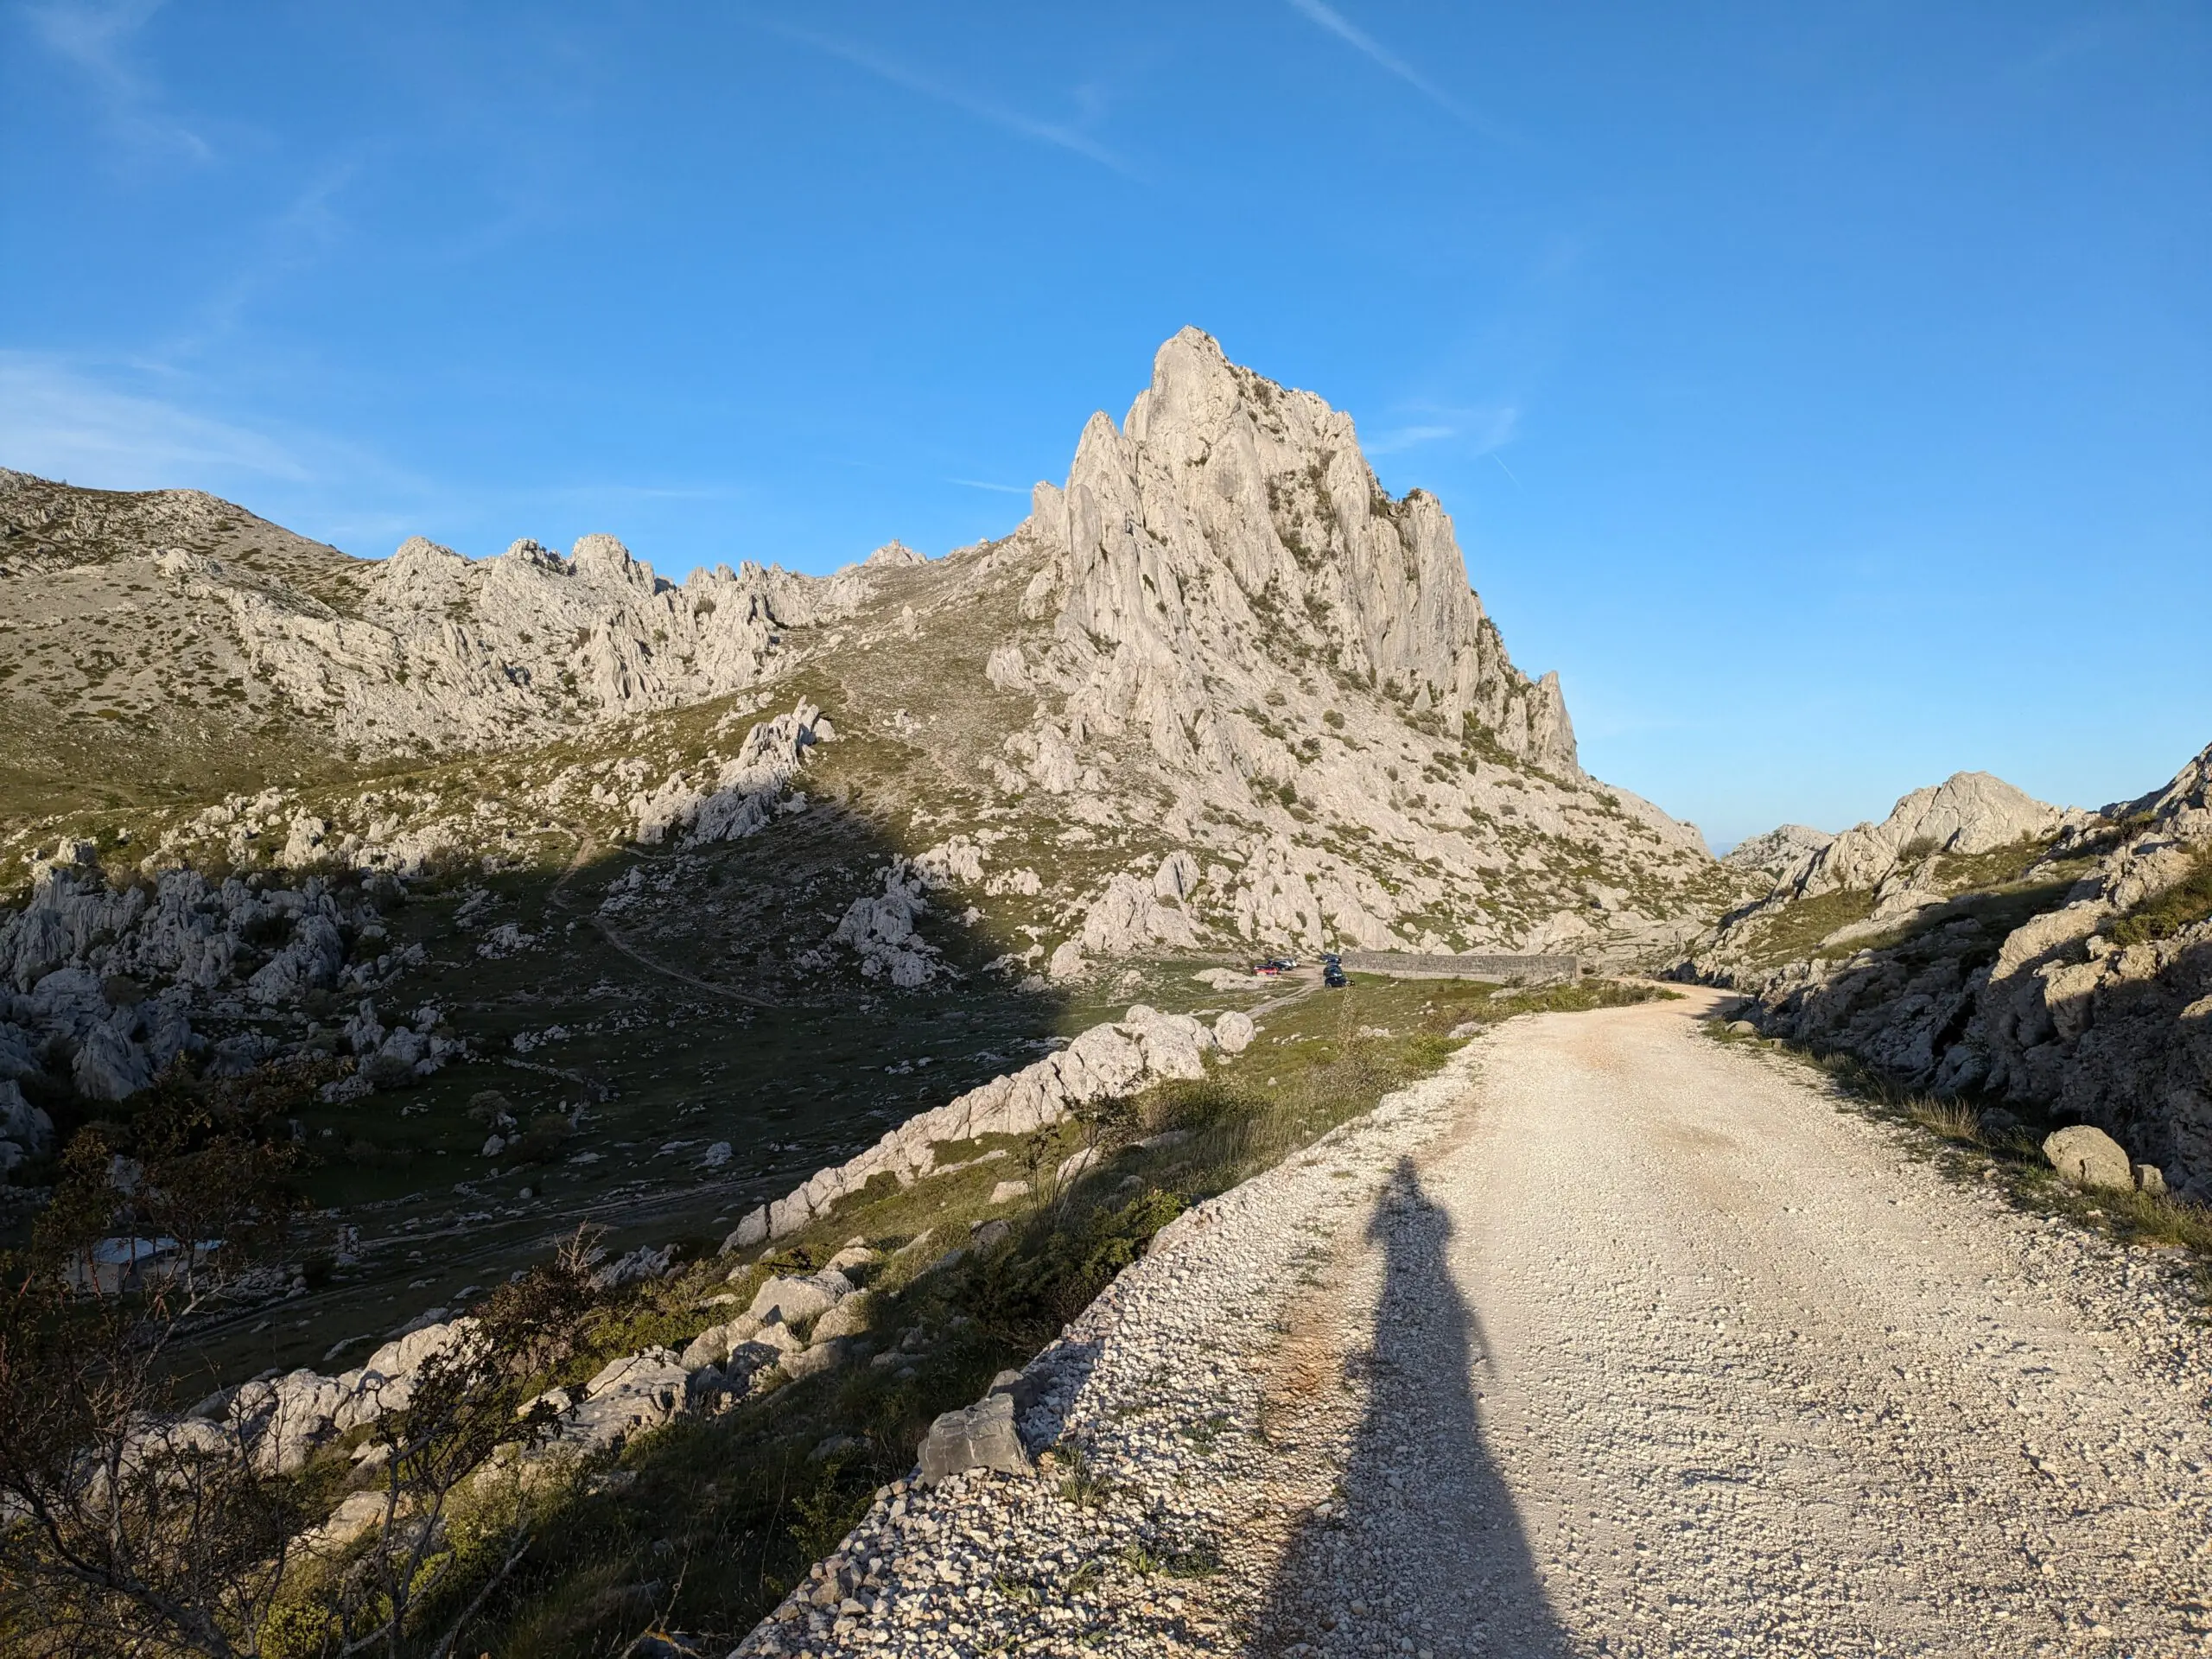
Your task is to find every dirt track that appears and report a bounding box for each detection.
[1264,988,2212,1656]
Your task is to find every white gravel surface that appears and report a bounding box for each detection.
[735,988,2212,1658]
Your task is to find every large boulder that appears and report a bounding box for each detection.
[746,1269,852,1326]
[2043,1125,2134,1192]
[918,1390,1031,1484]
[1212,1010,1256,1054]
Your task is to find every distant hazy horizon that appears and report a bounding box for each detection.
[4,2,2205,849]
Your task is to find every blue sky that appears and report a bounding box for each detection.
[3,2,2206,848]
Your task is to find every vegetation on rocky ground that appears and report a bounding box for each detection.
[457,975,1667,1659]
[2108,846,2212,946]
[1712,831,2107,974]
[1,977,1661,1656]
[1700,1019,2212,1278]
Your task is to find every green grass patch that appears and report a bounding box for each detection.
[2109,847,2212,947]
[1737,887,1878,966]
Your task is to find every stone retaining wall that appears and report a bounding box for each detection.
[1337,950,1580,983]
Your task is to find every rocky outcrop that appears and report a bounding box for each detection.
[632,701,830,846]
[212,1317,482,1474]
[1020,327,1578,779]
[0,468,881,760]
[937,329,1715,965]
[1791,772,2066,899]
[1721,824,1834,884]
[724,1004,1238,1248]
[1685,745,2212,1197]
[0,841,465,1128]
[1699,773,2072,965]
[831,863,943,988]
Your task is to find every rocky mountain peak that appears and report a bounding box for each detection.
[3,329,1726,967]
[1014,329,1577,780]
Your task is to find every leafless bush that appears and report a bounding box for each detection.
[0,1066,601,1658]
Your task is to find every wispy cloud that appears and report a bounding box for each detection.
[0,355,310,485]
[20,0,210,162]
[1283,0,1503,137]
[948,476,1031,495]
[168,161,360,354]
[1363,423,1457,456]
[761,21,1135,175]
[1363,404,1520,458]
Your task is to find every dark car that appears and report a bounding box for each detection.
[1321,952,1347,988]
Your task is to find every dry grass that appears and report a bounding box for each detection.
[1904,1096,1986,1146]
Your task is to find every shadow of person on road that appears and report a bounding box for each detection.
[1252,1155,1574,1657]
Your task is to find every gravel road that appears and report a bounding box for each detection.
[1263,988,2212,1657]
[738,988,2212,1658]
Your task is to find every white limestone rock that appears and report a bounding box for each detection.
[1212,1010,1256,1054]
[1794,772,2063,899]
[831,862,940,988]
[1693,741,2212,1194]
[1722,823,1835,887]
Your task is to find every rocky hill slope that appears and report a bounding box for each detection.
[0,329,1732,1369]
[1680,748,2212,1197]
[3,331,1719,965]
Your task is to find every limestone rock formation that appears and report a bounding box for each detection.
[1022,327,1578,779]
[1721,824,1834,884]
[3,333,1728,996]
[725,1003,1235,1246]
[0,468,882,772]
[1682,743,2212,1195]
[1790,772,2067,899]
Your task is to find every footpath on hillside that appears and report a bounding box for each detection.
[742,988,2212,1659]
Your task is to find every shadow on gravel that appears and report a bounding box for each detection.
[1253,1157,1573,1657]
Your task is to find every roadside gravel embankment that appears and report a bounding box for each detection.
[741,988,2212,1659]
[733,1027,1478,1657]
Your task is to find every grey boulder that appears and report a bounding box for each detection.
[918,1389,1032,1485]
[747,1269,852,1325]
[2042,1125,2134,1193]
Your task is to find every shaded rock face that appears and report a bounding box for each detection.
[1686,743,2212,1196]
[0,849,455,1098]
